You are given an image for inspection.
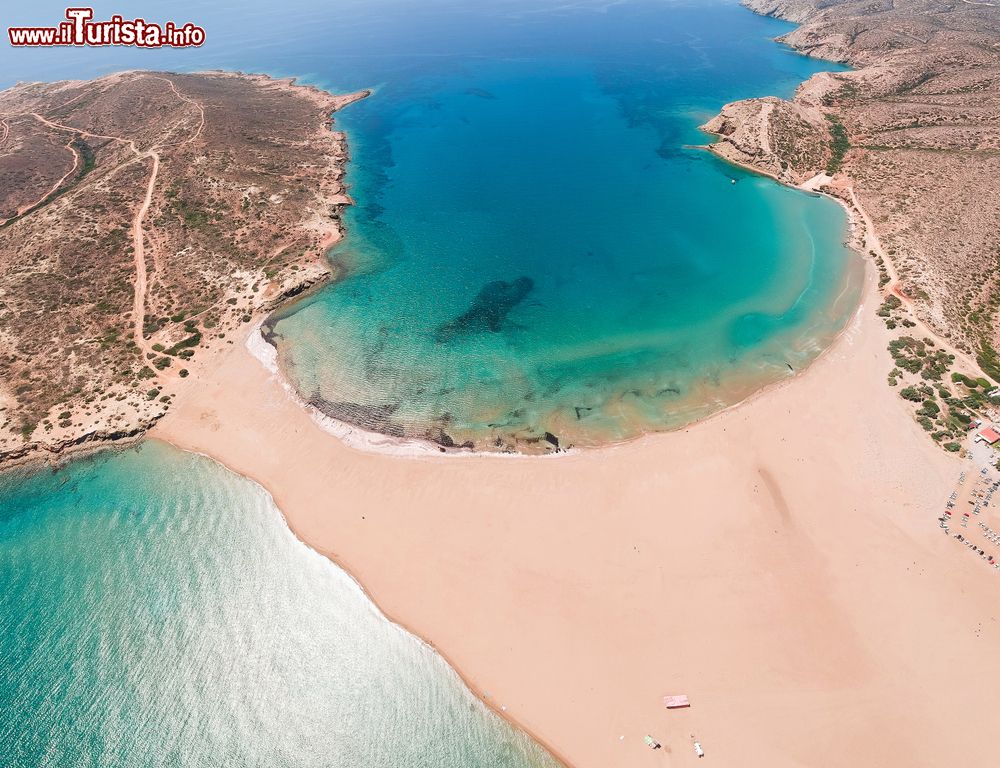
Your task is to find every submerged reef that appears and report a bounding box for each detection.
[436,277,534,342]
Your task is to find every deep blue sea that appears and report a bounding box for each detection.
[0,0,861,762]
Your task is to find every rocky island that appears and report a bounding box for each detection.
[0,71,367,463]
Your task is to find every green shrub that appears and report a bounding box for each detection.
[977,341,1000,383]
[825,115,851,174]
[918,399,940,417]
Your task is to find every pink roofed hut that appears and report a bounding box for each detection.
[978,426,1000,444]
[663,695,690,709]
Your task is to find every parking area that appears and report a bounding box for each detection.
[939,436,1000,571]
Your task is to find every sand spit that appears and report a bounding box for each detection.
[153,264,1000,767]
[148,9,1000,763]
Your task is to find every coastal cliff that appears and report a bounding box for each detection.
[0,72,368,465]
[703,0,1000,372]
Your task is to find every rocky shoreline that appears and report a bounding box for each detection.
[0,73,368,468]
[702,0,1000,365]
[700,0,1000,452]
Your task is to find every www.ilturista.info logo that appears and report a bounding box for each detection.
[8,7,205,48]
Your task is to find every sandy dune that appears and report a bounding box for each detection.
[153,270,1000,768]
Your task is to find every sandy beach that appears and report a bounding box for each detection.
[152,258,1000,767]
[4,0,999,764]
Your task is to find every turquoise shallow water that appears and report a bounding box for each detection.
[0,0,862,450]
[0,0,863,759]
[0,442,560,768]
[259,0,862,449]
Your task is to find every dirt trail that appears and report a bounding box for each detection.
[30,111,142,155]
[155,77,206,148]
[759,100,774,155]
[0,119,79,227]
[848,184,983,376]
[131,152,159,357]
[16,119,80,215]
[26,110,158,359]
[24,76,207,369]
[129,77,206,369]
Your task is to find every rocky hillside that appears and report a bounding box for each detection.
[703,0,1000,374]
[0,71,366,462]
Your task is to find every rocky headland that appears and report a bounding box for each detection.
[0,71,367,464]
[703,0,1000,448]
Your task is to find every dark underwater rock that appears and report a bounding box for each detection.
[308,394,406,437]
[436,276,534,342]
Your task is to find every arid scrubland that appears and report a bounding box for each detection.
[704,0,1000,448]
[0,71,366,462]
[707,0,1000,354]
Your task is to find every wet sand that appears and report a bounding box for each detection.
[153,268,1000,767]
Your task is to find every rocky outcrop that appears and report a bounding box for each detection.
[263,265,335,310]
[745,0,853,61]
[741,0,815,25]
[704,0,1000,359]
[0,416,160,467]
[701,96,830,184]
[0,72,367,467]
